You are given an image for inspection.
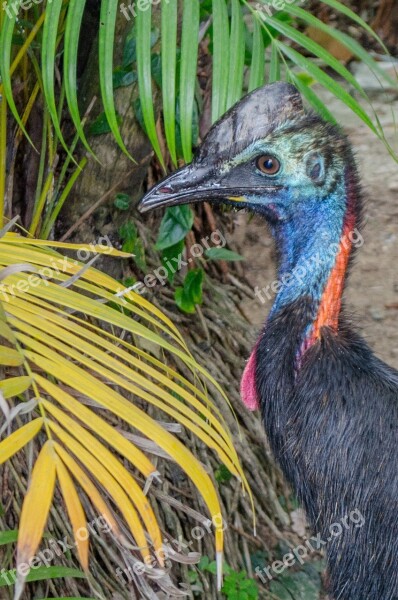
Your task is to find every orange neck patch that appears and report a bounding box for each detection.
[308,213,356,347]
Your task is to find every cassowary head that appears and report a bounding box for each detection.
[139,82,357,232]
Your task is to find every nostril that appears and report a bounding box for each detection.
[158,186,173,194]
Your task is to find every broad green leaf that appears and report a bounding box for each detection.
[179,0,200,161]
[175,269,204,314]
[151,53,162,87]
[123,25,137,66]
[89,111,122,136]
[0,530,18,545]
[211,0,230,122]
[161,0,178,165]
[156,206,194,250]
[205,248,244,261]
[161,240,185,283]
[112,66,138,89]
[114,193,131,211]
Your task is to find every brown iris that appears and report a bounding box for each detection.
[256,155,280,175]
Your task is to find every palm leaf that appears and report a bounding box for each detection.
[211,0,230,122]
[161,0,178,165]
[0,233,251,594]
[136,2,165,168]
[179,0,200,161]
[98,0,132,158]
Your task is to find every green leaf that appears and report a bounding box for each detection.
[215,464,233,483]
[64,0,93,155]
[285,4,397,89]
[0,566,86,586]
[151,53,162,88]
[136,2,165,168]
[119,221,138,253]
[119,222,146,269]
[161,241,185,283]
[0,2,33,145]
[123,25,137,67]
[269,42,280,83]
[161,0,178,165]
[99,0,132,158]
[270,570,320,600]
[123,25,158,67]
[179,0,200,161]
[268,16,372,99]
[175,97,199,159]
[205,248,244,262]
[42,0,75,160]
[89,112,122,136]
[320,0,389,52]
[175,269,204,314]
[114,193,132,211]
[132,239,146,271]
[291,74,336,124]
[226,0,245,109]
[277,41,378,135]
[248,17,265,92]
[156,206,194,250]
[211,0,229,122]
[112,66,138,89]
[0,529,18,545]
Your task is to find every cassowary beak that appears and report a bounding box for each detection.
[138,82,304,214]
[138,163,251,213]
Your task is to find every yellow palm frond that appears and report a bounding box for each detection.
[0,232,253,596]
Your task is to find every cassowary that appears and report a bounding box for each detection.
[139,82,398,600]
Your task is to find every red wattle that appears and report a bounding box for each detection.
[240,345,260,411]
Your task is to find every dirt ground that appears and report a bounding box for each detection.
[235,86,398,370]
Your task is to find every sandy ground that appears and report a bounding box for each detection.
[235,86,398,369]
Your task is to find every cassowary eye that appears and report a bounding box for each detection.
[256,155,280,175]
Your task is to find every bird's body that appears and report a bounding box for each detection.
[139,82,398,599]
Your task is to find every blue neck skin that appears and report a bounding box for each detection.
[267,184,347,319]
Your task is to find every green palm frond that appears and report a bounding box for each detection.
[0,232,251,597]
[1,0,396,176]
